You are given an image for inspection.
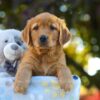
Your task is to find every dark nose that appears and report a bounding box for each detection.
[40,35,48,43]
[11,44,18,50]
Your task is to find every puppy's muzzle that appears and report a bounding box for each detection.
[39,35,48,44]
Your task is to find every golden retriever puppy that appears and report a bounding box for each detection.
[14,12,73,93]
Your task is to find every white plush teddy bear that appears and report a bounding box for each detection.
[3,42,25,76]
[0,29,25,76]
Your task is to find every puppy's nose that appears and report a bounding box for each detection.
[11,44,18,50]
[40,35,48,43]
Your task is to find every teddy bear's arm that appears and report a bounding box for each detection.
[4,60,18,76]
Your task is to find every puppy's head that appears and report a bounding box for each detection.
[22,12,71,48]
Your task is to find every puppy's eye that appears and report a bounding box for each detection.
[50,25,57,31]
[5,40,8,43]
[33,25,39,30]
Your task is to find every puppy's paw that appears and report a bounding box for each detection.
[64,79,73,91]
[14,82,26,93]
[60,78,73,91]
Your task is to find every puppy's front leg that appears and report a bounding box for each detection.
[57,65,73,91]
[14,64,32,93]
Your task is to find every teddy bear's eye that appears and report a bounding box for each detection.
[16,41,22,46]
[5,40,8,43]
[14,36,23,46]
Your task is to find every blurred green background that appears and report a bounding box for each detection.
[0,0,100,99]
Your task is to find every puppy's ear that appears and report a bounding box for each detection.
[22,20,33,46]
[59,19,71,45]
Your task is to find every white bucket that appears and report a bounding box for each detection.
[0,75,81,100]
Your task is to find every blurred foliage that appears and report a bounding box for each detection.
[0,0,100,90]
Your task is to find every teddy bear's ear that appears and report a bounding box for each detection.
[58,19,71,45]
[22,20,33,46]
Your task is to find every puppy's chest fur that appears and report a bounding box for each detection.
[31,47,62,76]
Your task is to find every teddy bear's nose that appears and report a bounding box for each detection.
[11,44,18,50]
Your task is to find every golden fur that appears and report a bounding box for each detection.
[14,12,73,93]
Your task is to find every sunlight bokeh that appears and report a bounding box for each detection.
[85,57,100,76]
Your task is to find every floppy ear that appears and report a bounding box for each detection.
[59,19,71,45]
[22,20,33,46]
